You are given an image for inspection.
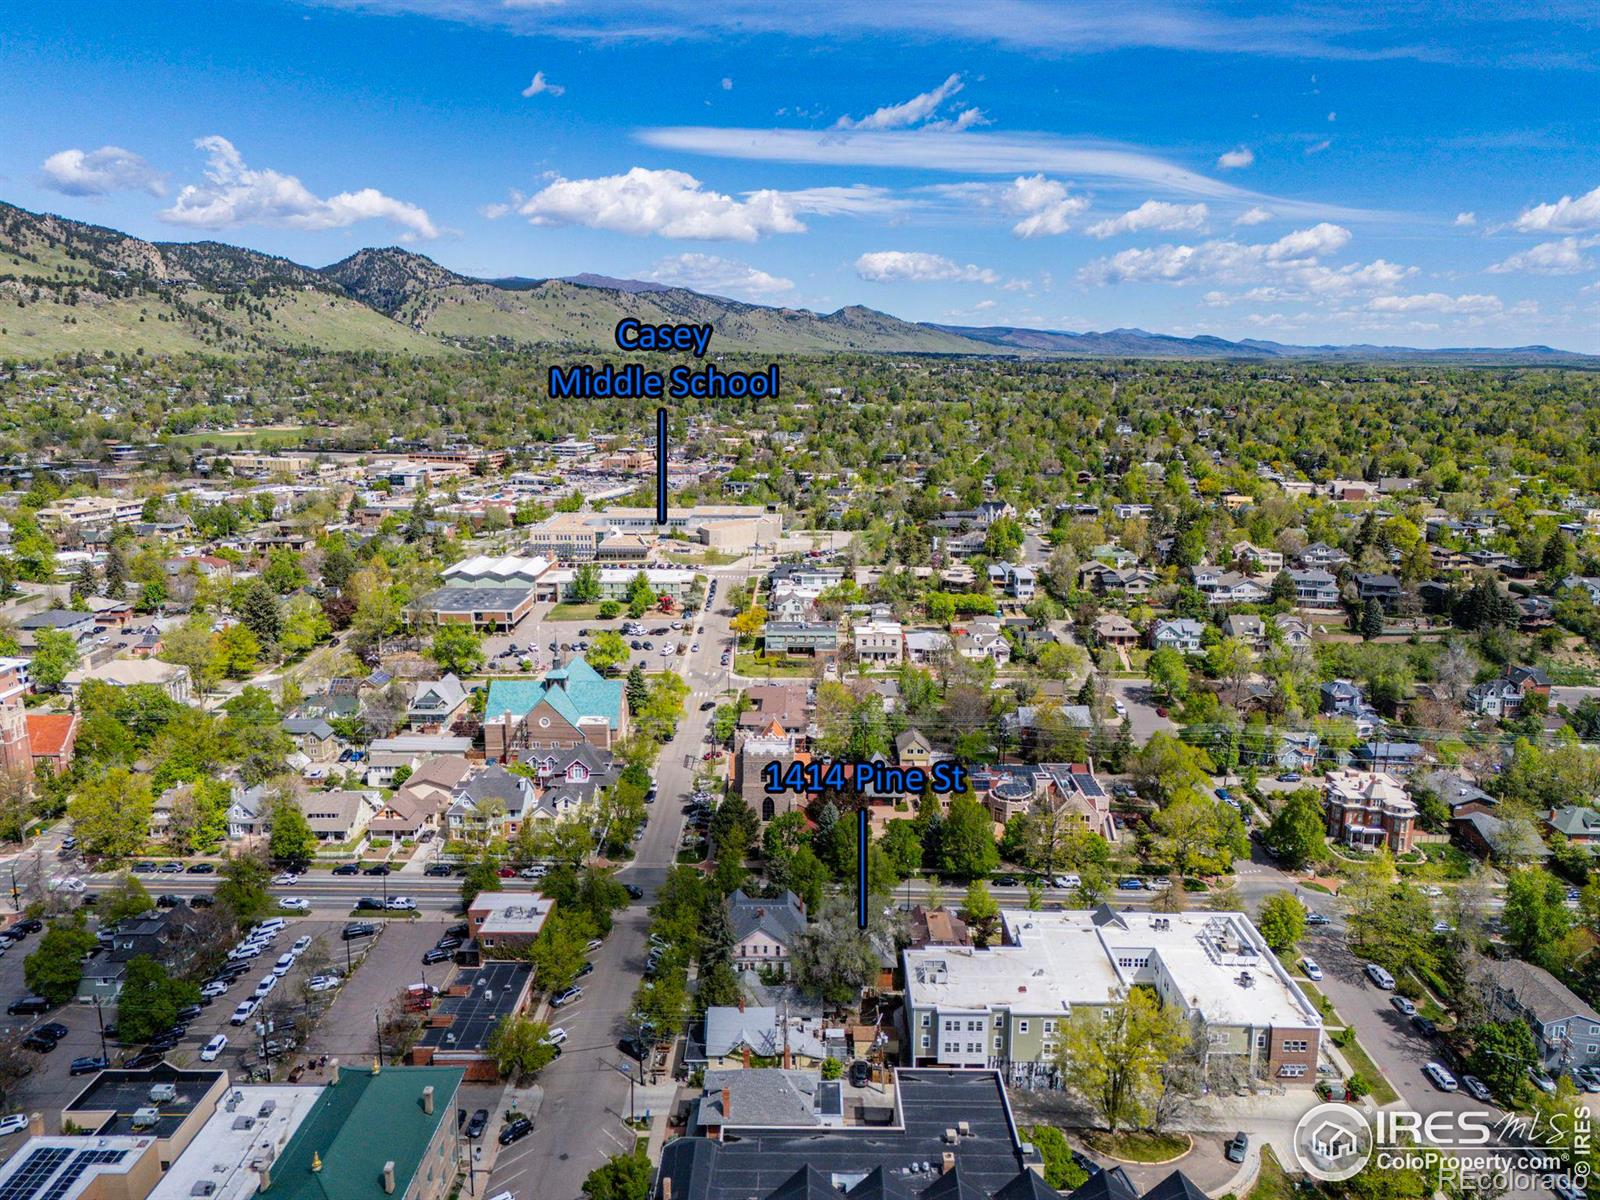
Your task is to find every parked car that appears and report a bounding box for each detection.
[332,862,361,876]
[69,1055,108,1076]
[6,996,49,1016]
[1391,996,1417,1017]
[1412,1014,1437,1037]
[498,1118,533,1146]
[279,898,310,912]
[543,1027,568,1046]
[1305,911,1331,926]
[466,1109,489,1139]
[1301,958,1323,981]
[21,1033,56,1053]
[186,862,215,874]
[425,863,453,877]
[385,897,416,911]
[1225,1132,1248,1164]
[422,948,452,965]
[1461,1075,1492,1102]
[1551,1176,1588,1200]
[308,975,341,993]
[342,922,377,940]
[551,986,583,1007]
[157,862,184,874]
[1529,1069,1558,1094]
[230,1000,258,1026]
[1365,963,1396,989]
[0,1114,27,1137]
[1424,1061,1458,1092]
[1116,877,1146,891]
[362,864,391,876]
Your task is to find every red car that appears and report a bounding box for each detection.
[497,867,516,878]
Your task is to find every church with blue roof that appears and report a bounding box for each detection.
[483,655,629,762]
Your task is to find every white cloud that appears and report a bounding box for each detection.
[1368,292,1502,314]
[721,77,733,91]
[513,167,805,241]
[1454,211,1477,227]
[1487,237,1595,275]
[776,185,908,217]
[40,146,165,197]
[1216,147,1254,170]
[1001,175,1089,237]
[1077,223,1398,295]
[159,136,439,239]
[1513,184,1600,233]
[855,250,998,284]
[521,71,565,97]
[646,253,793,300]
[1327,111,1337,121]
[1234,206,1274,226]
[1087,200,1209,239]
[834,73,974,131]
[1305,139,1331,155]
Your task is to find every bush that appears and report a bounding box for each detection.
[821,1057,842,1080]
[1025,1126,1089,1192]
[1346,1072,1373,1098]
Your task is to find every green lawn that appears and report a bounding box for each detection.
[734,652,817,678]
[1081,1131,1191,1164]
[1246,1146,1293,1200]
[546,602,605,621]
[168,427,327,449]
[1336,1034,1400,1106]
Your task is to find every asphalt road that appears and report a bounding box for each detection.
[483,567,746,1200]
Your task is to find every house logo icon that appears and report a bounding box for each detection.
[1293,1103,1373,1182]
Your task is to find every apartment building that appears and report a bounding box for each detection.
[1322,768,1417,853]
[904,908,1322,1085]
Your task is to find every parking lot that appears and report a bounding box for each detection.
[302,917,457,1063]
[480,603,717,678]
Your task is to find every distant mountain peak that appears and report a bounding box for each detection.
[557,273,673,295]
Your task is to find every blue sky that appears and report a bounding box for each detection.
[5,0,1598,349]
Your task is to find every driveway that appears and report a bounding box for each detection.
[1107,679,1176,743]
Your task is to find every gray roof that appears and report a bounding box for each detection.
[1484,957,1600,1025]
[729,889,807,947]
[700,1069,827,1128]
[701,1007,833,1061]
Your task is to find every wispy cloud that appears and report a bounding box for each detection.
[1216,146,1254,170]
[855,250,998,284]
[647,253,794,299]
[638,126,1385,220]
[833,73,981,131]
[1087,200,1208,239]
[1487,237,1596,275]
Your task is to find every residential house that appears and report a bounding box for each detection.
[1544,806,1600,850]
[853,615,904,666]
[298,789,381,845]
[1354,741,1424,773]
[447,764,535,841]
[1093,614,1139,648]
[1287,568,1340,608]
[729,889,807,974]
[1276,732,1320,774]
[1297,542,1350,569]
[763,621,840,657]
[282,716,341,763]
[954,617,1011,667]
[1150,619,1205,654]
[1467,677,1524,719]
[1274,613,1312,647]
[1222,614,1266,648]
[64,658,192,704]
[736,684,811,742]
[1354,573,1403,611]
[408,674,469,732]
[25,711,77,774]
[903,629,953,664]
[1323,768,1416,853]
[696,1008,844,1070]
[369,755,473,839]
[518,743,619,824]
[1482,957,1600,1072]
[907,906,973,949]
[895,728,934,769]
[1231,541,1283,572]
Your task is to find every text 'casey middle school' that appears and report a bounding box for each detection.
[548,320,780,399]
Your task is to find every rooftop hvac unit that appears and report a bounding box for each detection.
[131,1107,159,1130]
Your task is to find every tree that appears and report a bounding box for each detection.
[1263,789,1328,869]
[1150,792,1246,876]
[1035,641,1088,683]
[527,911,596,996]
[161,616,222,695]
[238,580,284,650]
[570,564,603,603]
[69,768,153,861]
[1130,732,1212,803]
[1257,892,1307,952]
[24,917,97,1004]
[961,880,1001,946]
[1503,868,1572,965]
[879,820,923,878]
[428,624,485,676]
[214,849,274,922]
[1464,1019,1537,1100]
[938,794,1000,881]
[99,872,154,925]
[214,623,261,678]
[116,955,201,1044]
[1341,850,1436,976]
[485,1014,558,1082]
[587,631,630,675]
[730,605,768,640]
[791,896,895,1006]
[30,629,80,691]
[581,1151,652,1200]
[1146,648,1190,705]
[462,852,503,907]
[1054,986,1189,1132]
[1359,597,1385,641]
[695,958,743,1012]
[266,794,317,867]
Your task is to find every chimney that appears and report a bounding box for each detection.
[329,1058,340,1085]
[941,1152,955,1174]
[782,1043,791,1070]
[26,1113,42,1137]
[382,1161,396,1194]
[720,1088,731,1120]
[663,1181,672,1200]
[742,1046,751,1069]
[422,1086,434,1115]
[737,994,745,1013]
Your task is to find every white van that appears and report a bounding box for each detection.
[1364,963,1396,989]
[230,1000,258,1026]
[253,975,278,999]
[273,953,296,977]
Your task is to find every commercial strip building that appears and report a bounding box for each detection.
[525,505,781,560]
[410,961,536,1081]
[902,907,1322,1086]
[655,1068,1208,1200]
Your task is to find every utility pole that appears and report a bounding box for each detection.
[374,1009,383,1065]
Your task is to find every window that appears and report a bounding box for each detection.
[1256,1032,1268,1050]
[968,1043,980,1054]
[1043,1020,1057,1033]
[994,1037,1002,1051]
[1279,1064,1307,1078]
[920,1035,929,1049]
[1282,1039,1309,1053]
[1018,1020,1029,1034]
[920,1014,930,1028]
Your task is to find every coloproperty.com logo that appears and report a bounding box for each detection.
[1292,1102,1591,1191]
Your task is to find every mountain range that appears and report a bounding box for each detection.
[0,202,1589,365]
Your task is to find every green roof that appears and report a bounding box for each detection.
[258,1065,463,1200]
[485,656,623,730]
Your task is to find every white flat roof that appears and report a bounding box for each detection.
[150,1084,324,1200]
[905,908,1320,1030]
